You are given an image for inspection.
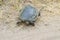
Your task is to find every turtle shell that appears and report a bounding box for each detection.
[19,5,39,22]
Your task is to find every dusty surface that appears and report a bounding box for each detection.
[0,0,60,40]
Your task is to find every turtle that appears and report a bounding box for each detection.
[17,5,40,26]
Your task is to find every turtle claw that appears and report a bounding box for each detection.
[29,22,35,26]
[17,22,21,26]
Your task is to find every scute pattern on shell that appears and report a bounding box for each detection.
[19,5,39,22]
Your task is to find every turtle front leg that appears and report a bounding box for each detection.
[38,12,40,16]
[17,22,21,26]
[29,22,35,26]
[17,20,23,26]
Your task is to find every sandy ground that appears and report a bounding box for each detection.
[0,0,60,40]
